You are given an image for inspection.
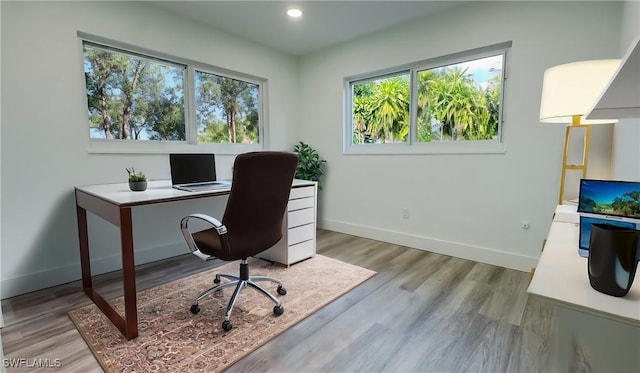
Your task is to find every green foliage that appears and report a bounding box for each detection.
[195,72,259,144]
[352,76,409,143]
[198,120,229,143]
[84,44,259,144]
[581,191,640,218]
[85,44,185,141]
[421,66,501,141]
[293,142,326,190]
[126,167,147,182]
[612,191,640,217]
[353,65,501,143]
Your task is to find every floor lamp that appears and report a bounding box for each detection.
[539,59,620,205]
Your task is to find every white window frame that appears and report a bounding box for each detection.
[79,32,267,155]
[343,42,511,155]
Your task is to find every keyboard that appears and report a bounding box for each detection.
[174,181,231,192]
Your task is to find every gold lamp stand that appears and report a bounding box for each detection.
[558,115,590,205]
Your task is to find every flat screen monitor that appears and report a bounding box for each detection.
[577,179,640,223]
[169,153,217,186]
[578,215,638,257]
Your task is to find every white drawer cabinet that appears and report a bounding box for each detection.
[258,180,317,266]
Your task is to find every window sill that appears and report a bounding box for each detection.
[87,140,263,155]
[343,141,506,155]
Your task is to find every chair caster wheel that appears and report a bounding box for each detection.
[222,320,233,331]
[214,276,221,284]
[277,286,286,295]
[190,304,200,314]
[273,305,284,316]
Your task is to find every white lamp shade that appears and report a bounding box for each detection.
[539,59,621,124]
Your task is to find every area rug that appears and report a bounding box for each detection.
[68,255,376,372]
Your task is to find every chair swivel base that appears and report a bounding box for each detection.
[189,260,286,331]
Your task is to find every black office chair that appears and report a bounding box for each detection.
[180,151,298,331]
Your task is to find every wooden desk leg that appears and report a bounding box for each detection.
[75,191,139,340]
[76,205,93,291]
[120,207,138,339]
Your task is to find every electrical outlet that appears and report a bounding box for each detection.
[402,208,410,219]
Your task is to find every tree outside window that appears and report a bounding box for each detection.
[349,48,506,149]
[352,73,410,144]
[417,55,503,142]
[82,40,263,147]
[84,43,185,141]
[195,71,259,144]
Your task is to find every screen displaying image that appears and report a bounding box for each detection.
[579,216,638,250]
[578,179,640,219]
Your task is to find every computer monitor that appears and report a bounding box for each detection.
[577,178,640,257]
[578,179,640,223]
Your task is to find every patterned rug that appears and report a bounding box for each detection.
[68,255,375,372]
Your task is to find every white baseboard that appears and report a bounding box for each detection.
[319,218,538,272]
[2,221,538,299]
[1,242,186,299]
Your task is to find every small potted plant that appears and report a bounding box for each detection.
[126,167,147,191]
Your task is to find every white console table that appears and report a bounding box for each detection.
[528,206,640,371]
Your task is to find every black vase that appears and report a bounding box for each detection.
[588,223,640,297]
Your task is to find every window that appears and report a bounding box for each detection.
[84,42,186,141]
[81,35,264,153]
[346,43,509,154]
[195,71,260,144]
[352,72,410,144]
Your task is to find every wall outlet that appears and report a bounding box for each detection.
[402,208,410,219]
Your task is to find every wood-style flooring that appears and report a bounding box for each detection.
[1,230,554,372]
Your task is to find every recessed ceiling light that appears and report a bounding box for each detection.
[287,8,302,18]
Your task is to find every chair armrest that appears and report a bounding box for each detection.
[180,213,228,261]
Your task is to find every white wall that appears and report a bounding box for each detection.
[0,1,629,298]
[0,1,298,297]
[611,0,640,181]
[0,0,4,340]
[298,1,622,271]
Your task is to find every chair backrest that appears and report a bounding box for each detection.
[222,151,299,258]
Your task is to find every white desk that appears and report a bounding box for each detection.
[75,179,317,339]
[528,208,640,371]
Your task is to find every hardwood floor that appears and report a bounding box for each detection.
[1,230,554,372]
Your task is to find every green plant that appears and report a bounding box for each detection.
[293,141,326,190]
[126,167,147,182]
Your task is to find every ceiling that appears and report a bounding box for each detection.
[150,1,467,56]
